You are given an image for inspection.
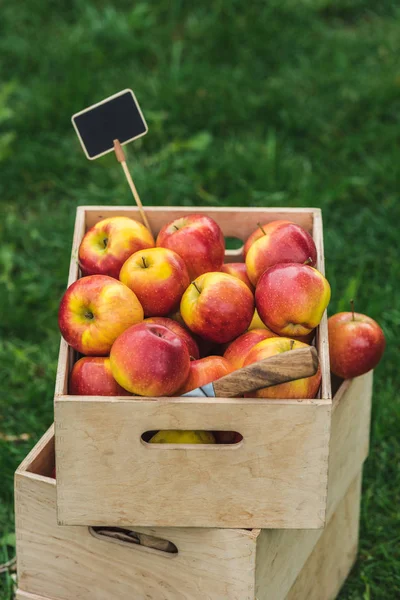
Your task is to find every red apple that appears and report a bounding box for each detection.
[69,357,130,395]
[119,247,190,317]
[177,355,233,395]
[78,216,154,279]
[58,275,143,355]
[245,220,317,285]
[220,263,254,292]
[223,328,277,369]
[110,322,190,396]
[244,338,322,399]
[328,307,385,379]
[144,317,200,359]
[180,272,254,343]
[156,214,225,280]
[256,263,330,337]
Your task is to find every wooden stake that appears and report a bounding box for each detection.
[113,140,153,234]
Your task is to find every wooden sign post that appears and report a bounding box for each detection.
[71,89,152,233]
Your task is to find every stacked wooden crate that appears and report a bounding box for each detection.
[15,207,373,599]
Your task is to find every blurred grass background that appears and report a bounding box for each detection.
[0,0,399,598]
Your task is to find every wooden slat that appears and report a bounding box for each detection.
[55,396,330,528]
[254,371,372,599]
[83,205,315,236]
[286,473,362,600]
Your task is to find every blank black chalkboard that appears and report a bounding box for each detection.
[72,89,148,160]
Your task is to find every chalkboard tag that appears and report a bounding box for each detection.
[72,89,148,160]
[72,90,152,233]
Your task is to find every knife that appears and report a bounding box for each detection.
[182,346,319,398]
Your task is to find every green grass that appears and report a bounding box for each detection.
[1,1,399,598]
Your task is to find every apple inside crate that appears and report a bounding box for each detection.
[55,206,332,529]
[17,372,372,600]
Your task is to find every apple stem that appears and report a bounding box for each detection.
[289,339,295,350]
[303,257,312,266]
[192,281,201,294]
[257,222,267,236]
[350,299,355,321]
[173,225,179,231]
[142,256,147,268]
[103,238,108,249]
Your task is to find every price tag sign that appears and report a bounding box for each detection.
[72,89,148,160]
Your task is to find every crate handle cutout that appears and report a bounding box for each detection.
[89,526,178,556]
[141,431,243,447]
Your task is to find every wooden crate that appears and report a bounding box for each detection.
[16,372,372,600]
[54,206,332,529]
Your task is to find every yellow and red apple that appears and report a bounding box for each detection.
[255,263,330,337]
[156,214,225,280]
[110,322,190,396]
[220,262,254,292]
[149,430,216,444]
[244,337,322,399]
[58,275,143,355]
[245,220,317,285]
[223,328,276,370]
[181,272,254,343]
[119,247,190,317]
[177,355,233,395]
[144,317,200,360]
[69,357,130,396]
[78,216,154,279]
[328,309,385,379]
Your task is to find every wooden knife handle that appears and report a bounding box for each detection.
[213,346,319,398]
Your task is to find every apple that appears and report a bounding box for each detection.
[223,329,277,370]
[69,357,130,396]
[144,317,199,359]
[149,430,216,444]
[256,263,330,337]
[245,220,317,285]
[244,337,322,399]
[180,272,254,343]
[78,216,154,279]
[156,214,225,280]
[119,247,190,317]
[220,262,254,292]
[328,304,385,379]
[177,355,233,395]
[58,275,143,355]
[110,322,190,396]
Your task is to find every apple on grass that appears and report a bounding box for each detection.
[181,272,254,344]
[220,263,254,292]
[156,214,225,280]
[144,317,200,360]
[78,216,154,279]
[256,263,330,337]
[223,328,277,370]
[69,357,130,396]
[119,247,190,317]
[328,301,385,379]
[177,355,233,395]
[110,322,190,396]
[58,275,143,355]
[245,220,317,286]
[244,337,322,399]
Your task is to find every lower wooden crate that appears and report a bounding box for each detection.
[15,373,372,600]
